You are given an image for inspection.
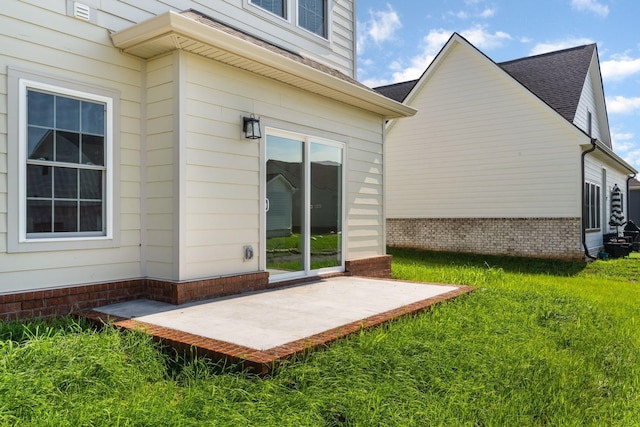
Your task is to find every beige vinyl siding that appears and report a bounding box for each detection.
[93,0,355,78]
[0,67,7,253]
[144,53,177,280]
[181,53,384,279]
[0,2,143,292]
[386,41,583,220]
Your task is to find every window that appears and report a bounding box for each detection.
[16,78,114,243]
[584,182,601,230]
[251,0,286,17]
[298,0,326,37]
[246,0,330,40]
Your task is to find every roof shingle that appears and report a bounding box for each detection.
[498,44,596,122]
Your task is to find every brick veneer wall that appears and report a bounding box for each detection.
[0,254,394,320]
[345,255,392,278]
[0,280,146,321]
[387,217,583,261]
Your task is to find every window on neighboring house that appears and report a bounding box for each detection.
[584,181,601,231]
[251,0,286,18]
[587,111,592,136]
[298,0,326,37]
[22,82,110,239]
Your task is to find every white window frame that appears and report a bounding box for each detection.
[7,68,120,252]
[261,126,347,281]
[245,0,332,43]
[297,0,328,38]
[584,181,601,232]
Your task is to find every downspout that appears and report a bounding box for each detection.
[581,138,598,260]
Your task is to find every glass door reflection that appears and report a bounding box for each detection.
[266,135,304,276]
[310,142,342,270]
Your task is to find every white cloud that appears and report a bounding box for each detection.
[610,128,640,168]
[571,0,609,17]
[611,131,635,151]
[463,26,512,50]
[480,8,496,18]
[384,26,511,84]
[529,37,594,55]
[601,55,640,80]
[607,96,640,114]
[365,4,402,45]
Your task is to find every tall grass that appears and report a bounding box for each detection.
[0,250,639,425]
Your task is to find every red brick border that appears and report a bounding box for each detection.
[1,255,395,321]
[345,255,392,278]
[81,284,475,375]
[0,280,145,321]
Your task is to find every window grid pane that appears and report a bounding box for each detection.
[584,182,601,230]
[299,0,326,37]
[252,0,285,17]
[25,89,106,236]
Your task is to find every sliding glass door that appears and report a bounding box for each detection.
[265,131,343,280]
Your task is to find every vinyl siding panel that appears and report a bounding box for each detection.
[583,153,629,252]
[182,53,384,279]
[0,3,143,292]
[144,54,177,280]
[387,42,583,220]
[95,0,355,77]
[574,61,608,144]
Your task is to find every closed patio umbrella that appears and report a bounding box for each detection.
[609,184,625,234]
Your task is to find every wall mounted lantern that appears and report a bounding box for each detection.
[243,114,261,139]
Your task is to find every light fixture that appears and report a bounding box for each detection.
[243,114,261,140]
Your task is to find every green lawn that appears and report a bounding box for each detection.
[1,249,639,426]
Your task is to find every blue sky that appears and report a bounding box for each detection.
[356,0,640,169]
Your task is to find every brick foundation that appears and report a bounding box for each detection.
[0,254,394,320]
[345,255,392,278]
[387,217,583,261]
[0,280,146,321]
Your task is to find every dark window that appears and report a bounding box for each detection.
[584,182,601,230]
[299,0,326,37]
[252,0,286,17]
[26,89,106,236]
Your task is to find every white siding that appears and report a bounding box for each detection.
[584,153,630,252]
[0,2,143,292]
[574,55,609,144]
[182,53,384,279]
[386,41,584,220]
[63,0,356,78]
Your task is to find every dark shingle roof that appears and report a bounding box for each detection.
[374,79,419,102]
[497,44,596,122]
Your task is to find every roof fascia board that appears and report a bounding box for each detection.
[111,11,416,119]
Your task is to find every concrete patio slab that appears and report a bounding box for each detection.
[82,276,473,374]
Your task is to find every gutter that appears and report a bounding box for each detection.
[581,138,598,260]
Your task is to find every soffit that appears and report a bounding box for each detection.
[111,10,415,119]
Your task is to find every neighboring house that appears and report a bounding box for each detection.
[0,1,415,319]
[376,33,636,261]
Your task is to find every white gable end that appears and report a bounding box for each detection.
[386,38,584,219]
[573,52,611,146]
